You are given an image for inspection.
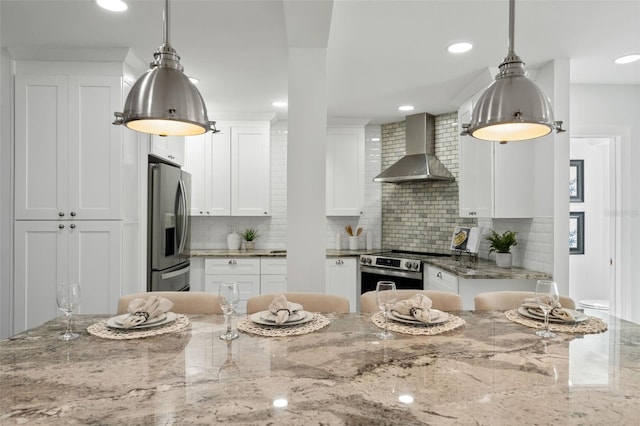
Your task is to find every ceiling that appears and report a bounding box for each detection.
[2,0,639,125]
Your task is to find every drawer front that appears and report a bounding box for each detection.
[426,266,459,293]
[261,259,287,275]
[204,274,260,314]
[205,258,260,275]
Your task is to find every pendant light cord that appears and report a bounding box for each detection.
[508,0,515,55]
[163,0,170,45]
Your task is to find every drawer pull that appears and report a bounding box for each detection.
[228,259,237,265]
[437,271,442,279]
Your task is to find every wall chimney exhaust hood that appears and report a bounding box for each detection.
[374,113,454,183]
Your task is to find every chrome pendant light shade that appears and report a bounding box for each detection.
[114,0,214,136]
[462,0,563,143]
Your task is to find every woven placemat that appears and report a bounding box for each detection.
[87,314,190,340]
[371,311,465,336]
[505,309,608,334]
[237,313,330,337]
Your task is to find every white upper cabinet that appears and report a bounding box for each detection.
[184,123,270,216]
[458,98,535,218]
[150,134,185,166]
[326,126,365,216]
[15,74,124,220]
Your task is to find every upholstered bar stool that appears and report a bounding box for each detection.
[473,291,576,311]
[360,290,463,313]
[117,291,222,315]
[246,293,350,314]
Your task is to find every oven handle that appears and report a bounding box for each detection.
[360,265,422,280]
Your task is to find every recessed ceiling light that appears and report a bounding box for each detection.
[96,0,128,12]
[398,105,414,111]
[447,42,473,54]
[272,101,288,108]
[188,76,199,84]
[614,54,640,64]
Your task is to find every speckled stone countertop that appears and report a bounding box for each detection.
[189,249,551,280]
[2,311,638,425]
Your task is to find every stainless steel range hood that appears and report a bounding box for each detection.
[374,113,454,183]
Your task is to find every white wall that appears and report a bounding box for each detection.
[571,84,640,323]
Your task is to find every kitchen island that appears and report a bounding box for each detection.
[1,311,638,425]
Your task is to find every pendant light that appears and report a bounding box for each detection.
[461,0,564,143]
[113,0,215,136]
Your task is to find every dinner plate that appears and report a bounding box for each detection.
[260,310,305,323]
[250,310,314,326]
[517,306,588,324]
[115,313,167,326]
[107,312,177,330]
[388,309,448,326]
[391,309,440,322]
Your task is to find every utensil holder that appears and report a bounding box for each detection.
[349,236,359,250]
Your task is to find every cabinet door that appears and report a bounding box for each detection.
[204,274,260,314]
[68,76,123,220]
[325,258,357,312]
[14,75,69,220]
[458,100,492,218]
[209,129,232,215]
[67,221,122,315]
[425,266,459,293]
[231,127,270,216]
[150,135,185,166]
[184,132,210,216]
[261,275,287,295]
[13,221,68,334]
[326,127,365,216]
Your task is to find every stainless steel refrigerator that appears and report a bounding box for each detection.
[147,161,191,292]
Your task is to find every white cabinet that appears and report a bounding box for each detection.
[260,258,287,294]
[326,126,365,216]
[325,258,357,312]
[184,124,270,216]
[13,220,122,333]
[425,265,535,310]
[150,135,185,166]
[425,266,459,294]
[204,258,261,314]
[458,98,535,218]
[15,74,124,220]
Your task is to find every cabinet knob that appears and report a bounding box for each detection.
[336,259,343,265]
[58,212,65,217]
[228,259,237,265]
[437,271,443,279]
[70,211,77,217]
[70,224,76,229]
[206,211,209,214]
[264,211,268,215]
[58,224,65,229]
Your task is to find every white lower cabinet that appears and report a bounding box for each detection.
[260,259,287,295]
[13,220,123,334]
[425,265,535,309]
[204,258,260,314]
[325,258,357,312]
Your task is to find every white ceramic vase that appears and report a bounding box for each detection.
[226,232,242,250]
[495,252,512,269]
[349,236,359,250]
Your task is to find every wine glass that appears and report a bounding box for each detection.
[375,281,397,340]
[218,281,239,341]
[535,280,559,338]
[56,282,81,341]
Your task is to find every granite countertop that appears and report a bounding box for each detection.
[189,249,551,280]
[1,311,638,424]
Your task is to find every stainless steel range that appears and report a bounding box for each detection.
[359,250,451,294]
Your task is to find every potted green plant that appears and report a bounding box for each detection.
[485,229,517,268]
[240,228,260,250]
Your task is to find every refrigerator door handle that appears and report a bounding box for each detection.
[161,265,190,280]
[177,178,188,254]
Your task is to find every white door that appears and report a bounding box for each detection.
[68,76,123,220]
[231,127,270,216]
[68,221,122,315]
[14,74,69,220]
[13,221,68,334]
[325,258,357,312]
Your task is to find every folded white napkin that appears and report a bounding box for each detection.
[392,294,434,323]
[268,294,301,324]
[122,296,174,329]
[521,298,576,322]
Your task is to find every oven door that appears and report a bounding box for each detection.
[360,265,423,294]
